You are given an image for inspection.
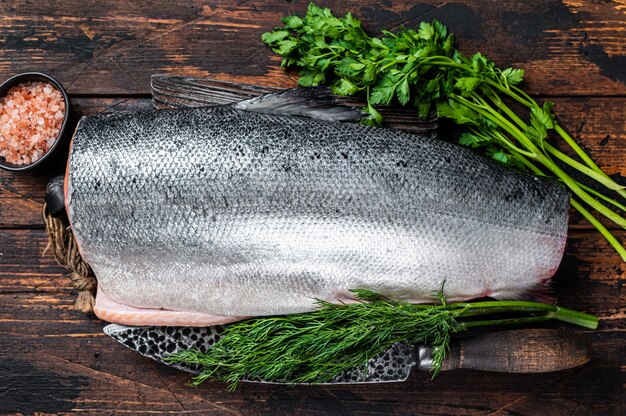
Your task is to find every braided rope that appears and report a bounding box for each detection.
[43,203,97,313]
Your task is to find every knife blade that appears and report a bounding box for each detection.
[104,325,591,384]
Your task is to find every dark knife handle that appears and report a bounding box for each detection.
[45,175,66,217]
[419,329,591,373]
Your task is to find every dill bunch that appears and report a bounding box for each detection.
[167,290,597,390]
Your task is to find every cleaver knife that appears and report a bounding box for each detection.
[104,325,591,384]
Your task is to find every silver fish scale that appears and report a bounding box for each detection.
[68,106,569,317]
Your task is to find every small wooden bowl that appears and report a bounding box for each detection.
[0,72,70,172]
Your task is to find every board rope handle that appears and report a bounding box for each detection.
[43,202,97,313]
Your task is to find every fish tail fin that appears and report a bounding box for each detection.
[232,87,364,122]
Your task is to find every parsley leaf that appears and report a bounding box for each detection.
[501,68,524,85]
[454,77,482,95]
[332,78,359,96]
[370,71,403,105]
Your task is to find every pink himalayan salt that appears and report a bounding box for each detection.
[0,81,65,165]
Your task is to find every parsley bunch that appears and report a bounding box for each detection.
[262,3,626,261]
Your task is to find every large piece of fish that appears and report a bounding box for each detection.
[64,90,569,326]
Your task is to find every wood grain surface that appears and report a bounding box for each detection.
[0,1,624,415]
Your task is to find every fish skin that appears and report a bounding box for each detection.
[93,289,247,326]
[67,105,569,321]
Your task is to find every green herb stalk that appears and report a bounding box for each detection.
[167,290,597,390]
[261,3,626,261]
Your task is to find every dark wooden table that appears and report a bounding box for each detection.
[1,1,624,414]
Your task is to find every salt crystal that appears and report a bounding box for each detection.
[0,81,65,165]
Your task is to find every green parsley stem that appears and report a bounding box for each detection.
[505,83,626,200]
[479,89,626,256]
[554,124,626,201]
[452,94,626,228]
[487,91,626,194]
[477,128,536,159]
[570,198,626,261]
[451,94,537,151]
[545,142,626,191]
[509,151,546,176]
[578,182,626,213]
[538,153,626,228]
[483,78,535,107]
[483,77,626,204]
[379,60,406,71]
[486,91,530,130]
[510,84,538,107]
[553,123,602,172]
[505,82,609,181]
